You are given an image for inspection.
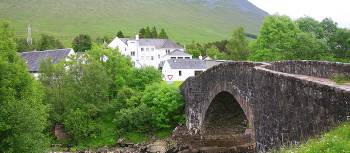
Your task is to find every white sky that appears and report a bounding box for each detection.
[247,0,350,28]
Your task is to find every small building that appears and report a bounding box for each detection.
[108,35,185,68]
[20,48,75,78]
[162,59,207,82]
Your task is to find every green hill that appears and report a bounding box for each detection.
[0,0,268,46]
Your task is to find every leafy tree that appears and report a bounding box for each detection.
[139,28,146,38]
[16,37,35,52]
[226,27,250,60]
[186,41,203,58]
[144,26,152,38]
[296,16,324,38]
[0,20,49,153]
[128,66,162,90]
[293,32,329,60]
[207,45,225,59]
[72,34,92,52]
[141,83,185,129]
[334,28,350,59]
[37,34,64,51]
[151,26,158,38]
[116,30,125,38]
[95,35,112,45]
[159,28,168,39]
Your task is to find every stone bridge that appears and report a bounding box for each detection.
[180,61,350,152]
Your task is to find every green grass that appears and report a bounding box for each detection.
[331,74,350,84]
[0,0,266,46]
[277,122,350,153]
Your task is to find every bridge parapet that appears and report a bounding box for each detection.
[265,60,350,78]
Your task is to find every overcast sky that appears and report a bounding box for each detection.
[247,0,350,28]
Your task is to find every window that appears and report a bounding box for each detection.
[124,48,126,51]
[146,48,149,51]
[179,71,182,76]
[166,49,170,54]
[195,70,203,76]
[178,57,183,59]
[171,57,176,59]
[141,48,144,51]
[151,48,155,51]
[185,57,190,59]
[131,51,135,56]
[158,55,160,59]
[141,56,144,60]
[151,56,154,60]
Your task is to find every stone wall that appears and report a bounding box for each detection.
[266,60,350,78]
[181,61,350,152]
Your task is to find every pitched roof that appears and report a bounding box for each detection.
[21,48,73,72]
[166,49,191,56]
[166,59,207,69]
[120,38,182,49]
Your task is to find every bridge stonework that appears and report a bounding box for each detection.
[180,61,350,152]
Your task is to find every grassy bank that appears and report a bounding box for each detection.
[277,122,350,153]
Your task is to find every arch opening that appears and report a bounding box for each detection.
[201,91,255,149]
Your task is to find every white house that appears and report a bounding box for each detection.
[161,59,225,82]
[20,48,75,78]
[108,35,185,68]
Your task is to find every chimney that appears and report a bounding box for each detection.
[135,34,139,40]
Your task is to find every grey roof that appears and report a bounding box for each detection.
[21,48,73,72]
[167,59,207,69]
[167,49,191,56]
[120,38,182,49]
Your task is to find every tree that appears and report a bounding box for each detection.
[0,20,49,153]
[16,37,35,52]
[139,28,146,38]
[159,28,168,39]
[144,26,152,38]
[141,83,184,129]
[116,30,125,38]
[296,16,324,38]
[226,27,250,60]
[72,34,92,52]
[37,34,64,51]
[207,45,225,60]
[128,66,162,90]
[334,28,350,59]
[186,41,203,58]
[151,26,158,38]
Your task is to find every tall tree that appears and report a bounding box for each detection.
[139,28,146,38]
[159,28,168,39]
[226,27,250,60]
[0,20,49,153]
[37,34,64,51]
[151,26,158,38]
[72,34,92,52]
[144,26,152,38]
[116,30,125,38]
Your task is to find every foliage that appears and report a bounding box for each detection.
[249,15,350,62]
[95,36,112,45]
[128,66,163,90]
[277,122,350,153]
[330,74,350,84]
[16,37,35,52]
[0,20,49,153]
[72,34,92,52]
[226,27,250,60]
[37,34,64,51]
[207,45,225,59]
[116,30,125,38]
[159,28,168,39]
[141,83,185,129]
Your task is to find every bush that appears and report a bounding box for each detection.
[331,74,350,84]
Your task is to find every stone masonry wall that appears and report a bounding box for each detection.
[181,61,350,152]
[266,60,350,78]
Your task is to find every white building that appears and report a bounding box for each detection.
[108,35,185,68]
[161,58,226,82]
[20,48,75,78]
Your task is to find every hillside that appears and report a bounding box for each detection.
[0,0,268,46]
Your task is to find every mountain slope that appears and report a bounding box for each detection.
[0,0,268,45]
